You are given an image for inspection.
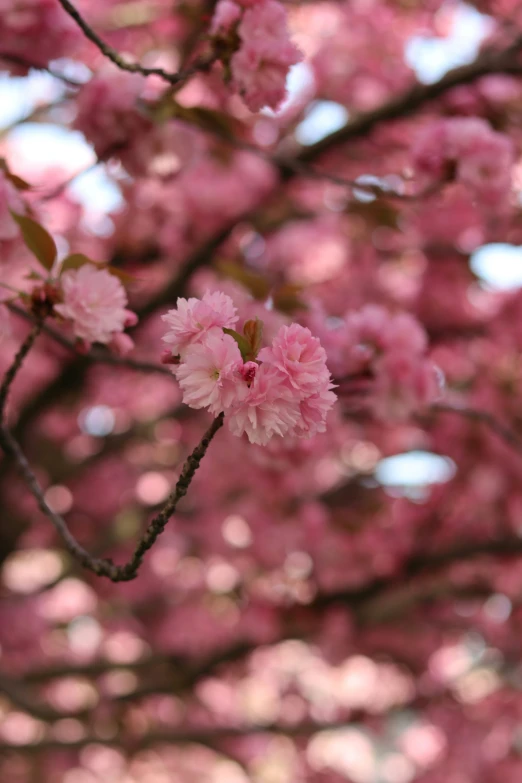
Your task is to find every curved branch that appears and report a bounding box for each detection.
[429,402,522,457]
[0,326,224,581]
[294,33,522,165]
[0,321,43,415]
[8,304,172,376]
[57,0,216,87]
[0,52,84,86]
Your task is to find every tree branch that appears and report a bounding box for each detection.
[0,415,223,581]
[293,33,522,165]
[428,402,522,457]
[0,321,43,416]
[0,718,420,754]
[0,52,84,86]
[11,33,522,446]
[0,673,87,722]
[8,304,172,376]
[56,0,216,87]
[0,324,224,581]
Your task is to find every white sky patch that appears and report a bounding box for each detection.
[405,3,493,84]
[7,121,123,215]
[376,451,456,488]
[296,101,348,146]
[471,244,522,291]
[68,165,123,214]
[0,71,64,130]
[8,122,95,171]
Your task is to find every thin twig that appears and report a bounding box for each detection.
[0,52,84,86]
[295,33,522,165]
[429,402,522,457]
[0,415,223,581]
[56,0,216,86]
[7,31,522,497]
[8,304,172,376]
[0,673,87,721]
[0,325,224,581]
[0,321,43,416]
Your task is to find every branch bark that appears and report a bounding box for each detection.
[56,0,216,86]
[0,326,224,581]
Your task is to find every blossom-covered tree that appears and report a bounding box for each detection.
[2,1,522,781]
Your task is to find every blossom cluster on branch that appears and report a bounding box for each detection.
[162,292,336,443]
[2,0,522,781]
[210,0,302,111]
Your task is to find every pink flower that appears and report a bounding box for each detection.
[341,306,428,374]
[413,117,514,205]
[373,353,440,421]
[175,331,245,414]
[109,333,135,356]
[210,0,242,33]
[258,323,331,394]
[295,384,338,438]
[54,265,130,345]
[457,134,514,205]
[231,50,292,112]
[74,69,154,175]
[227,364,301,445]
[162,291,238,357]
[0,0,79,74]
[164,294,337,443]
[240,361,258,384]
[230,0,302,112]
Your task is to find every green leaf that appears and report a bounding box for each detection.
[243,318,264,357]
[0,158,31,190]
[223,328,253,361]
[217,260,270,301]
[105,265,138,284]
[60,256,137,285]
[61,253,95,273]
[272,283,308,314]
[347,199,399,229]
[146,97,243,139]
[11,212,57,271]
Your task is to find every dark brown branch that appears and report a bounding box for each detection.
[20,535,522,686]
[293,34,522,165]
[0,324,224,581]
[22,641,253,685]
[8,304,172,376]
[0,52,84,86]
[0,674,87,722]
[11,33,522,445]
[0,321,43,416]
[428,402,522,457]
[0,719,414,754]
[0,415,223,582]
[56,0,216,87]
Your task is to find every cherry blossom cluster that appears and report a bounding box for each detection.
[72,68,202,179]
[311,305,440,421]
[0,160,137,356]
[73,69,154,176]
[413,117,514,206]
[210,0,302,112]
[0,0,79,73]
[52,265,137,354]
[161,292,336,445]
